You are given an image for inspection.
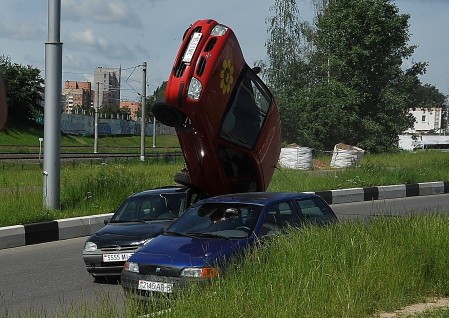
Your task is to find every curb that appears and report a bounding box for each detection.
[1,181,448,250]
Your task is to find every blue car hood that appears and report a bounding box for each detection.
[130,234,250,267]
[88,221,172,247]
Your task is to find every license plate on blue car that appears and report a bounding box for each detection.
[138,280,173,293]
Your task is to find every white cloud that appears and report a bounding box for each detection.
[62,0,142,28]
[65,28,136,60]
[0,20,45,41]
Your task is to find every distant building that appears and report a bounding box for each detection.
[62,81,93,114]
[120,100,141,120]
[404,107,443,134]
[93,67,121,108]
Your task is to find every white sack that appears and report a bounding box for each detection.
[279,147,313,170]
[330,144,364,168]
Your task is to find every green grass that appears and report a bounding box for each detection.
[1,145,449,227]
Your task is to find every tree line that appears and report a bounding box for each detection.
[262,0,447,153]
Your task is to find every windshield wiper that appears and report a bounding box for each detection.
[165,231,195,238]
[186,232,231,240]
[110,220,133,223]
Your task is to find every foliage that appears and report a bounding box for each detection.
[264,0,313,142]
[138,81,168,119]
[265,0,446,153]
[309,0,427,152]
[0,55,44,126]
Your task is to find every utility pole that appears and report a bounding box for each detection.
[140,62,147,161]
[43,0,62,210]
[94,82,99,153]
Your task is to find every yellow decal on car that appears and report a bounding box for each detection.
[220,59,234,94]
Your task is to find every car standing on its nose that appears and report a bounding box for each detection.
[152,19,281,197]
[121,192,338,296]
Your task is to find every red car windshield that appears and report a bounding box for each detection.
[219,66,272,150]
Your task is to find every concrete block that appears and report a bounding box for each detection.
[0,225,25,249]
[418,181,445,196]
[378,184,406,200]
[331,188,365,204]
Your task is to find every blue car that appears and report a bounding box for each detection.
[121,192,337,296]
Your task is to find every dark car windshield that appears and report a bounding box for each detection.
[110,192,186,222]
[166,203,262,238]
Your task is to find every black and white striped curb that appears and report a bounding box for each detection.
[1,181,448,250]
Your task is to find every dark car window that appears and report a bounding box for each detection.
[296,197,337,225]
[219,68,272,150]
[111,193,186,222]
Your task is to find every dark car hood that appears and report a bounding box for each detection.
[88,221,172,247]
[129,234,250,267]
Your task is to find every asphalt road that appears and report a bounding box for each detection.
[1,194,449,316]
[0,236,124,317]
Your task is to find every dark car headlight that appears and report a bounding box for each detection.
[84,241,98,252]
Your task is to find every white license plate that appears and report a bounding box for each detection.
[102,253,133,262]
[138,280,173,293]
[182,32,202,63]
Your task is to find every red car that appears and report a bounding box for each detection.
[153,19,281,197]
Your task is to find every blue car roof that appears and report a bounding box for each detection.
[195,191,320,206]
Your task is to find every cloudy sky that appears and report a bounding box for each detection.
[1,0,448,101]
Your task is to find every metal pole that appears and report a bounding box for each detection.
[153,117,156,148]
[140,62,147,161]
[43,0,62,210]
[38,137,43,163]
[94,82,99,153]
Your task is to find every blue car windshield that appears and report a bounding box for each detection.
[166,203,262,237]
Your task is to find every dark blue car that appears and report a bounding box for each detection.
[83,186,201,279]
[121,192,337,296]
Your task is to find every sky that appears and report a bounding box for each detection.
[0,0,448,101]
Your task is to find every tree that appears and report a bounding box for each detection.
[138,81,167,119]
[265,0,312,142]
[0,55,44,126]
[308,0,427,152]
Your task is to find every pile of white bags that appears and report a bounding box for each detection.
[279,145,313,170]
[330,143,364,168]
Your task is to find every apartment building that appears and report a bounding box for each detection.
[120,100,141,120]
[62,81,93,114]
[93,67,121,108]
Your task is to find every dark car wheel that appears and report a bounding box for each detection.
[152,102,187,128]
